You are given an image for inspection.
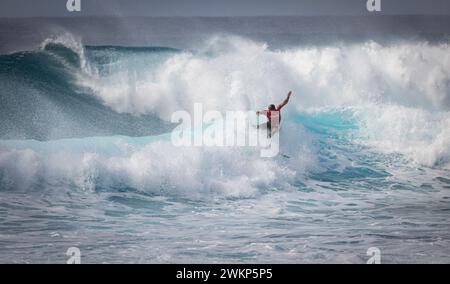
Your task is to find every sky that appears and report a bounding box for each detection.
[0,0,450,17]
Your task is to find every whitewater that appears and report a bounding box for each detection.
[1,31,450,263]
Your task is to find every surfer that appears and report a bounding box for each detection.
[256,91,293,138]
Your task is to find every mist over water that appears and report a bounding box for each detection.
[0,16,450,263]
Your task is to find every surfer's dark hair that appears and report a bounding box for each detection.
[268,104,276,111]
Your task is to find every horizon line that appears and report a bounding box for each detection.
[2,14,450,19]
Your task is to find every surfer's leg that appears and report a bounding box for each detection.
[271,125,279,136]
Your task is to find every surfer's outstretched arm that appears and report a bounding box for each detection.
[277,91,292,110]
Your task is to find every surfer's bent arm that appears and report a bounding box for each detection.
[277,91,292,110]
[256,110,268,116]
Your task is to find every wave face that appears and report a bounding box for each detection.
[1,33,450,263]
[0,35,173,140]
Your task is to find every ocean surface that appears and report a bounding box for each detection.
[0,16,450,263]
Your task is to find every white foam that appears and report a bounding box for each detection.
[0,125,316,197]
[77,36,450,119]
[355,104,450,169]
